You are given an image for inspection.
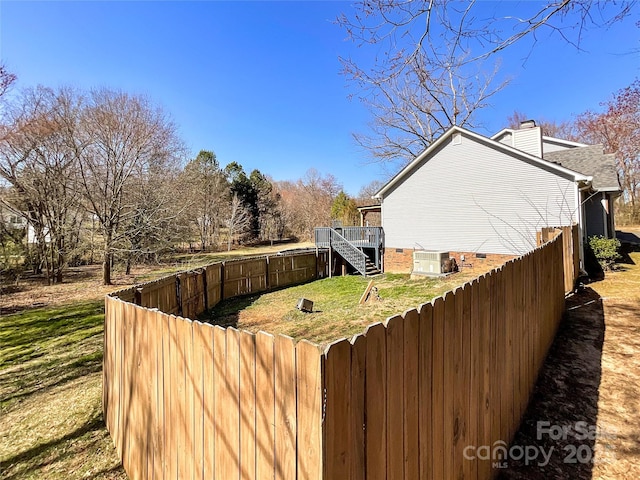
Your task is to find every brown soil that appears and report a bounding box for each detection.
[499,245,640,479]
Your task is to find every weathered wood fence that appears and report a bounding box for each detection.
[537,224,580,293]
[104,233,570,479]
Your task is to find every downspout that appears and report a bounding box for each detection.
[375,194,384,273]
[576,181,594,270]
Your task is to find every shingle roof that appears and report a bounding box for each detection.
[544,145,620,191]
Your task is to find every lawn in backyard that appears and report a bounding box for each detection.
[203,270,480,345]
[0,301,126,479]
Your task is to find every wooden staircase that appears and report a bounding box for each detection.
[365,258,381,276]
[314,226,383,277]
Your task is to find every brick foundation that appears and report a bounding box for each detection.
[383,248,515,275]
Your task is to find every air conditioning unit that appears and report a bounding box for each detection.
[413,251,450,275]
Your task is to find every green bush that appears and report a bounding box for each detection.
[588,235,621,270]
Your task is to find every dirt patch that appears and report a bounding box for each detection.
[499,250,640,479]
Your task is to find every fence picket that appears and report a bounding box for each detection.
[418,302,433,479]
[213,326,227,479]
[296,340,323,480]
[323,338,352,478]
[403,309,420,480]
[275,335,296,480]
[385,314,404,479]
[431,297,445,480]
[192,321,206,480]
[364,323,387,480]
[462,283,475,480]
[201,323,215,479]
[152,310,164,480]
[240,331,257,480]
[453,288,466,480]
[477,275,492,480]
[350,334,366,480]
[442,291,456,479]
[255,331,276,478]
[226,328,241,478]
[176,318,192,480]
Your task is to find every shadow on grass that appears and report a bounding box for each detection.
[499,287,605,480]
[1,301,106,410]
[0,411,125,480]
[1,343,103,409]
[616,229,640,246]
[616,241,640,266]
[200,295,258,329]
[0,301,104,368]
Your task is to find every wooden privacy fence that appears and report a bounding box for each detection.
[537,224,580,293]
[117,251,329,320]
[104,234,568,479]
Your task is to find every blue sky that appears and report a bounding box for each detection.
[1,1,638,195]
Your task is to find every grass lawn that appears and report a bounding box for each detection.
[204,270,481,346]
[0,301,126,479]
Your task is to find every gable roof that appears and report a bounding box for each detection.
[375,125,591,198]
[492,129,589,149]
[544,145,620,192]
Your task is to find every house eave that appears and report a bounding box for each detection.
[375,125,591,199]
[541,136,589,148]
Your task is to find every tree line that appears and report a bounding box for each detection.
[0,71,370,285]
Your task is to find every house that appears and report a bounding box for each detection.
[374,121,621,272]
[0,209,50,245]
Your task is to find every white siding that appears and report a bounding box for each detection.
[512,127,542,157]
[542,139,574,155]
[496,132,513,146]
[382,133,579,255]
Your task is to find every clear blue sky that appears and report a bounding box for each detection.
[1,1,638,195]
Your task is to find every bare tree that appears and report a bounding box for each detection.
[226,193,251,251]
[0,86,84,283]
[507,110,578,139]
[0,63,16,100]
[357,179,386,202]
[575,79,640,224]
[338,1,635,166]
[70,89,185,284]
[275,169,342,240]
[121,159,187,274]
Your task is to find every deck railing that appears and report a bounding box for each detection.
[315,226,383,249]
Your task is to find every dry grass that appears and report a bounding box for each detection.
[204,269,482,346]
[590,247,640,479]
[0,300,127,480]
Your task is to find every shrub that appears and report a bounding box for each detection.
[588,235,621,270]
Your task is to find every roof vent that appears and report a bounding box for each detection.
[520,120,536,129]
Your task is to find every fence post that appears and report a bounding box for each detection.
[265,255,271,291]
[202,268,208,313]
[220,262,225,302]
[176,274,182,316]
